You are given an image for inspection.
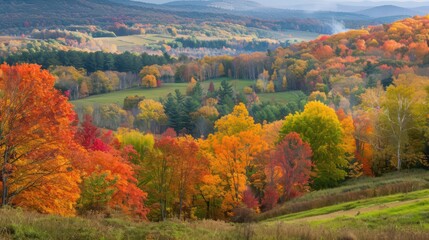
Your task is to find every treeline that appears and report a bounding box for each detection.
[169,37,228,49]
[107,22,145,37]
[51,66,139,100]
[2,50,173,73]
[169,37,282,52]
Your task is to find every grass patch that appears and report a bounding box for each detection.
[310,198,429,234]
[258,91,305,103]
[1,195,429,240]
[258,169,429,221]
[0,207,237,240]
[267,189,429,222]
[72,78,303,107]
[98,34,176,51]
[97,30,320,52]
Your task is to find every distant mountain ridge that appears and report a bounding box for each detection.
[164,0,262,11]
[1,0,429,36]
[357,5,421,18]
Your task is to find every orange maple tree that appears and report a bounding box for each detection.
[0,64,81,216]
[75,116,149,219]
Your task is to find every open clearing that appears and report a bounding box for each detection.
[97,29,320,52]
[267,189,429,224]
[97,34,175,51]
[291,196,429,223]
[71,78,304,107]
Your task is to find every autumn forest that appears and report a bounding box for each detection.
[1,0,429,239]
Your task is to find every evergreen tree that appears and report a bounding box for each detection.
[218,79,234,105]
[182,98,200,133]
[163,93,181,132]
[175,89,186,105]
[191,81,203,101]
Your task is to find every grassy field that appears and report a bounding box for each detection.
[98,34,175,52]
[71,78,304,107]
[1,170,428,240]
[97,29,320,52]
[267,189,429,222]
[257,169,429,221]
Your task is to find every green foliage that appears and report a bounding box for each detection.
[117,129,155,163]
[123,95,145,111]
[5,49,171,73]
[379,84,427,170]
[280,101,348,189]
[78,172,118,213]
[191,81,203,101]
[250,102,293,123]
[218,79,235,106]
[182,98,200,133]
[95,104,126,130]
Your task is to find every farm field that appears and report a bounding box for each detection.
[97,34,176,52]
[97,29,320,52]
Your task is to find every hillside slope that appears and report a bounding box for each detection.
[0,0,249,34]
[164,0,262,11]
[1,171,428,239]
[257,170,429,221]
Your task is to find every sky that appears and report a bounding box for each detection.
[137,0,427,5]
[135,0,429,9]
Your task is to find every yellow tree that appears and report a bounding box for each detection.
[266,81,275,93]
[137,99,167,133]
[197,138,225,219]
[282,75,287,90]
[217,63,225,77]
[380,84,427,170]
[186,77,197,95]
[336,109,360,177]
[208,103,268,214]
[142,74,157,88]
[139,65,161,79]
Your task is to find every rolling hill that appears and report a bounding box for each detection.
[0,0,423,36]
[357,5,420,18]
[0,0,252,34]
[164,0,262,11]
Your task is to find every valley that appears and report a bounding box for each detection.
[1,0,429,239]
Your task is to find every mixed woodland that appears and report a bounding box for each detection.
[1,15,429,223]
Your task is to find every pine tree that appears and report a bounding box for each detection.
[163,93,181,132]
[192,81,203,101]
[218,79,234,105]
[182,98,200,133]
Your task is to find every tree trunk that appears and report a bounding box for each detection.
[397,139,401,170]
[160,199,166,221]
[178,189,183,220]
[206,200,210,219]
[1,149,9,206]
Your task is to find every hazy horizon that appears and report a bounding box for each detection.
[135,0,429,9]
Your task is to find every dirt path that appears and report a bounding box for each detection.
[286,197,429,223]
